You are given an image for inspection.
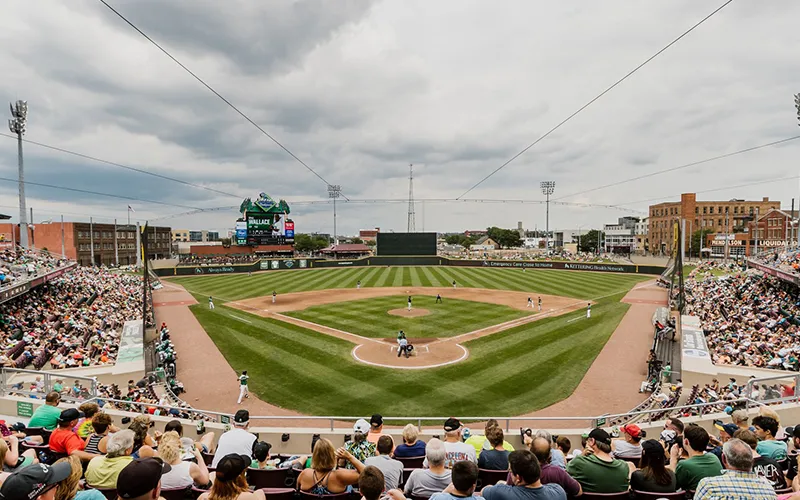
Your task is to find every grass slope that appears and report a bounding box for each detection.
[191,293,630,416]
[174,266,649,304]
[286,295,530,338]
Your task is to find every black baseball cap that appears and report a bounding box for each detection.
[785,425,800,439]
[641,439,664,455]
[444,417,462,432]
[58,408,84,423]
[370,414,383,427]
[588,428,612,446]
[215,454,250,482]
[234,409,249,423]
[253,441,272,457]
[115,457,172,499]
[0,462,72,499]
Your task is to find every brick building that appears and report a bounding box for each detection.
[648,193,779,256]
[0,222,171,266]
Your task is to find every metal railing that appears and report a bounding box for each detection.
[0,368,98,402]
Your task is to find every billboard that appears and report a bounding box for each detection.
[235,221,247,245]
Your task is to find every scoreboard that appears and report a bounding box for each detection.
[243,215,294,246]
[377,232,437,256]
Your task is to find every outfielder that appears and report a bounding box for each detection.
[237,370,249,404]
[586,303,591,319]
[208,296,215,310]
[436,294,442,304]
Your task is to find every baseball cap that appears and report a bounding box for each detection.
[641,439,664,455]
[621,424,641,439]
[785,425,800,439]
[116,458,172,498]
[354,418,370,434]
[215,454,250,482]
[58,408,83,423]
[0,462,72,499]
[588,428,611,446]
[370,414,383,427]
[443,417,462,432]
[713,420,739,437]
[233,409,249,424]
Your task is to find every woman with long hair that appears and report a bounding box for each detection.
[197,454,265,500]
[297,437,363,494]
[54,455,105,500]
[158,431,210,489]
[128,415,157,458]
[343,419,375,469]
[629,440,677,493]
[0,435,38,472]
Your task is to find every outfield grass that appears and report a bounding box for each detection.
[286,295,530,338]
[192,292,630,416]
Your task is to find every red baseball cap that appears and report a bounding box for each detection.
[621,424,642,439]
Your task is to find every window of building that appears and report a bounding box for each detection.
[734,207,738,214]
[703,207,707,214]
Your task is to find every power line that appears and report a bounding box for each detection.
[97,0,349,201]
[0,132,243,199]
[457,0,735,199]
[555,135,800,200]
[0,177,204,210]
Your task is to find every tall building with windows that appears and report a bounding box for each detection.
[648,193,779,256]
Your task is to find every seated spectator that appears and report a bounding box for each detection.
[343,419,376,470]
[394,423,426,458]
[359,465,391,500]
[365,435,404,491]
[521,437,581,497]
[669,424,722,492]
[440,418,476,467]
[212,410,256,468]
[297,438,363,494]
[251,441,278,469]
[73,402,100,438]
[431,460,479,500]
[611,424,643,459]
[478,426,510,471]
[367,414,388,445]
[85,413,113,455]
[731,410,751,431]
[465,420,514,457]
[554,436,571,459]
[735,428,788,490]
[49,409,99,462]
[566,428,629,493]
[753,415,788,461]
[785,424,800,486]
[629,440,677,494]
[0,461,73,500]
[695,438,776,499]
[0,435,38,473]
[54,455,105,500]
[158,431,210,489]
[405,438,452,498]
[709,421,738,461]
[534,430,565,470]
[164,419,215,455]
[482,450,567,500]
[128,415,158,458]
[28,392,61,431]
[117,457,176,500]
[85,429,135,488]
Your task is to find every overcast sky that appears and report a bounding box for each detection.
[0,0,799,236]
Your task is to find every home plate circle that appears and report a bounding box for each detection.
[388,308,430,317]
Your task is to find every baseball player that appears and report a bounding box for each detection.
[407,295,412,311]
[272,291,277,304]
[538,297,542,312]
[527,297,533,308]
[452,280,457,288]
[357,280,361,289]
[208,296,215,310]
[397,336,410,358]
[237,370,249,404]
[436,293,442,304]
[586,303,591,319]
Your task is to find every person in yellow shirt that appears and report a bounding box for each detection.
[464,420,515,457]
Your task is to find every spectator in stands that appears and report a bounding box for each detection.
[734,428,788,490]
[128,415,158,458]
[554,436,571,459]
[665,416,685,439]
[116,457,175,500]
[297,438,363,494]
[344,419,376,469]
[523,437,581,497]
[250,441,278,469]
[709,421,738,461]
[669,424,722,492]
[393,423,426,458]
[753,415,788,461]
[441,418,477,467]
[731,410,751,431]
[405,438,452,498]
[629,440,677,494]
[358,466,390,500]
[695,438,775,499]
[200,454,266,500]
[365,435,404,491]
[611,423,643,459]
[478,426,510,471]
[54,455,105,500]
[49,409,99,463]
[367,414,388,444]
[566,428,629,494]
[465,419,514,457]
[534,430,566,469]
[212,410,256,468]
[164,419,215,455]
[0,461,72,500]
[86,413,113,455]
[73,402,100,438]
[785,424,800,487]
[431,461,479,500]
[158,431,211,489]
[482,450,567,500]
[28,392,61,430]
[0,435,38,473]
[85,429,135,488]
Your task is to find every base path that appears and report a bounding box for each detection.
[228,287,583,369]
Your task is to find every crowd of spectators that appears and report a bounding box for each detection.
[685,262,800,371]
[178,254,259,266]
[0,247,70,287]
[754,249,800,276]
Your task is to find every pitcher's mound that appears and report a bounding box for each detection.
[388,308,430,317]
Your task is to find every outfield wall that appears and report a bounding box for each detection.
[155,257,665,276]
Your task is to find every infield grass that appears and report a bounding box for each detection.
[286,295,530,338]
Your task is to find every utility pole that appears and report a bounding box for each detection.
[114,218,119,266]
[754,207,759,257]
[60,215,65,258]
[8,100,28,248]
[540,181,555,254]
[723,207,729,264]
[327,185,341,245]
[407,164,416,232]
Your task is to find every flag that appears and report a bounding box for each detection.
[128,205,135,213]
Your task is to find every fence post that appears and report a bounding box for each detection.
[505,419,510,432]
[330,419,334,432]
[43,372,51,395]
[418,419,422,430]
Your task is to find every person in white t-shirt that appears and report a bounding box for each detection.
[211,410,256,468]
[437,418,476,468]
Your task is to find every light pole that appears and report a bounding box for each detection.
[327,184,341,245]
[540,181,555,254]
[8,100,28,248]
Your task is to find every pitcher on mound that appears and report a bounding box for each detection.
[237,370,250,404]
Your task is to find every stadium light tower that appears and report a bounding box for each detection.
[8,100,28,248]
[540,181,555,253]
[328,184,341,245]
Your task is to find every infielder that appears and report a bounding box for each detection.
[407,295,412,311]
[208,296,215,310]
[436,294,442,304]
[272,291,277,304]
[452,280,457,288]
[237,370,249,404]
[527,297,533,308]
[586,303,591,319]
[357,280,361,289]
[538,297,542,312]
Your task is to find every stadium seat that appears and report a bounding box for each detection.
[24,427,51,444]
[260,488,296,500]
[247,468,293,489]
[396,456,425,468]
[477,469,508,488]
[159,487,194,500]
[580,493,631,499]
[402,468,413,485]
[632,490,687,500]
[201,451,214,465]
[776,487,793,495]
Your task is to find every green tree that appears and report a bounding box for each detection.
[294,234,313,253]
[311,236,330,251]
[365,240,376,247]
[578,230,605,253]
[445,234,463,245]
[690,229,714,257]
[350,237,364,244]
[486,227,522,248]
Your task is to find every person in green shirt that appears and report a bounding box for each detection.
[28,392,62,431]
[669,425,722,492]
[52,379,63,394]
[753,415,788,461]
[566,428,629,493]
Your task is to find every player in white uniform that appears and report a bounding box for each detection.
[357,280,361,289]
[407,296,412,311]
[527,297,533,308]
[237,370,250,404]
[208,296,215,310]
[586,303,591,319]
[272,291,277,304]
[538,297,542,312]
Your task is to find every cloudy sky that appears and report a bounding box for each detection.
[0,0,799,237]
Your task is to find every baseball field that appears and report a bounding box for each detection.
[174,266,652,416]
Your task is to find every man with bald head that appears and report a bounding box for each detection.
[531,437,582,498]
